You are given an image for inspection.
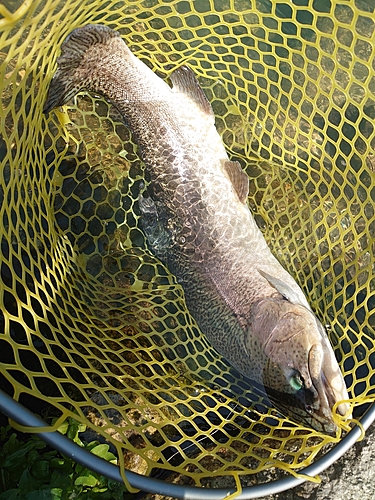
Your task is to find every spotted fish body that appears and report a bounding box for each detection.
[44,24,351,433]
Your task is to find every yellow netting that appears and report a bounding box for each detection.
[1,0,375,492]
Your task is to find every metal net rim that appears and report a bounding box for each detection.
[1,389,374,499]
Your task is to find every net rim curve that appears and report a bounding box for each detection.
[0,389,373,499]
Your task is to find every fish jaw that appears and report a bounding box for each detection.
[248,297,351,434]
[307,342,352,431]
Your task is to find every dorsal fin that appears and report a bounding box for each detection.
[223,160,249,204]
[170,66,214,117]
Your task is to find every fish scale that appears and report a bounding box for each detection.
[44,23,351,434]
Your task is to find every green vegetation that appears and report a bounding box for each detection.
[0,419,130,499]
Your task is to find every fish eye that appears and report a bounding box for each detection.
[289,372,304,392]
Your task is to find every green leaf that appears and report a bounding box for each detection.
[18,468,42,495]
[49,457,70,470]
[42,450,60,461]
[66,420,85,446]
[74,474,98,487]
[2,445,31,468]
[26,488,63,500]
[90,444,109,458]
[107,479,120,491]
[1,433,18,455]
[111,486,130,500]
[0,425,12,437]
[85,441,100,452]
[31,460,50,480]
[69,418,86,432]
[27,450,41,465]
[0,489,19,500]
[48,469,74,490]
[2,440,45,468]
[0,424,126,500]
[56,420,69,435]
[90,444,116,462]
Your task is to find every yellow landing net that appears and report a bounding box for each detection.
[1,0,374,492]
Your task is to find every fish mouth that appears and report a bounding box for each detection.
[308,343,352,433]
[319,370,350,418]
[264,383,336,434]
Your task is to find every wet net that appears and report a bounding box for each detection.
[1,0,375,493]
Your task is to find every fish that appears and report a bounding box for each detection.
[43,24,351,434]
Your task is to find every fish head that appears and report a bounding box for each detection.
[248,296,351,434]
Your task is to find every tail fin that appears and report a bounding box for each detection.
[43,24,125,114]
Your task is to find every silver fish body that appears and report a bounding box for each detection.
[44,24,351,434]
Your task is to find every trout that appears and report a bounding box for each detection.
[44,24,351,434]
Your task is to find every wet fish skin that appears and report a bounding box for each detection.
[44,24,351,434]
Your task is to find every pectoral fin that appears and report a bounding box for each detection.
[223,160,249,204]
[259,269,302,305]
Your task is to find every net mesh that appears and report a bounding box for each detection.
[1,0,375,491]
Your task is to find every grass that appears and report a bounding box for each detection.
[0,419,131,500]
